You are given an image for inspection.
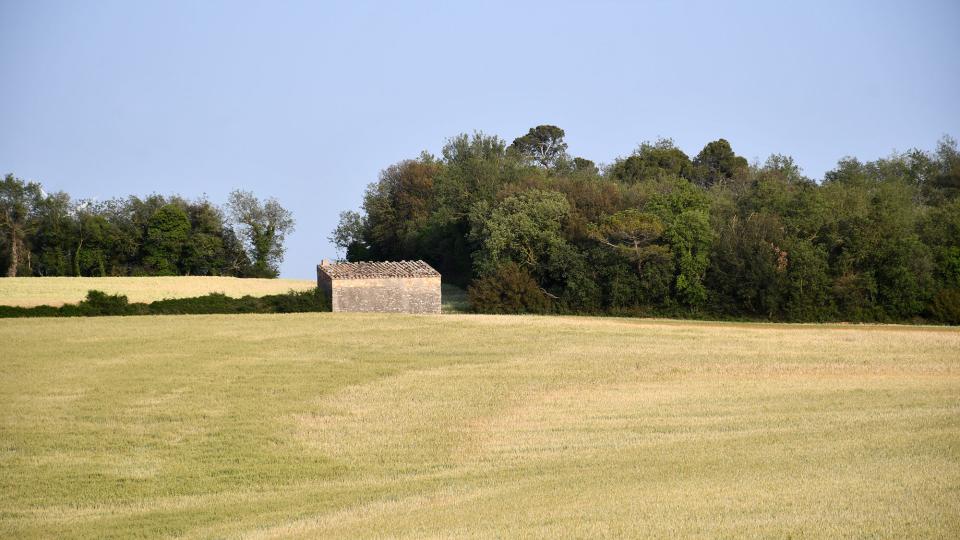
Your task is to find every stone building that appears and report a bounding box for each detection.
[317,259,441,314]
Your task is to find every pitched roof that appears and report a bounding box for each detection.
[318,260,440,280]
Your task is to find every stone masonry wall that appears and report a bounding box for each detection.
[317,270,333,300]
[331,276,441,314]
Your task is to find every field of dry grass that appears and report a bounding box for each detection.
[0,276,316,307]
[1,313,958,537]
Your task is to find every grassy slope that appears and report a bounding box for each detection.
[1,314,958,538]
[0,277,317,307]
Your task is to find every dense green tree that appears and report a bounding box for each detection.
[572,157,599,176]
[708,212,787,317]
[666,209,711,307]
[0,174,44,276]
[510,125,568,169]
[425,133,517,284]
[332,128,957,322]
[183,200,229,275]
[143,204,191,275]
[436,133,511,217]
[920,198,960,290]
[30,191,74,276]
[644,177,713,307]
[220,228,254,277]
[227,190,295,278]
[0,184,287,279]
[469,190,572,282]
[609,139,692,184]
[363,158,440,260]
[691,138,749,187]
[932,135,960,198]
[930,288,960,324]
[589,209,668,274]
[706,155,835,320]
[73,209,113,276]
[330,210,369,261]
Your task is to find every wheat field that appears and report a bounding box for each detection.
[1,313,958,538]
[0,277,317,307]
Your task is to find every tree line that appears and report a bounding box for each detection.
[333,126,960,324]
[0,179,294,278]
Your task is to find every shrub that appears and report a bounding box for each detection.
[0,288,330,318]
[0,304,59,318]
[930,289,960,325]
[262,288,331,313]
[147,293,258,315]
[468,263,550,314]
[77,290,137,316]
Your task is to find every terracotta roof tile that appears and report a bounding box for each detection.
[318,260,440,280]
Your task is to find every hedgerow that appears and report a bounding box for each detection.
[0,288,330,318]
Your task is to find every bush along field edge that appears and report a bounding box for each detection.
[0,288,330,318]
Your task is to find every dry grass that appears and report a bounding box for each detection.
[0,276,316,307]
[1,313,958,538]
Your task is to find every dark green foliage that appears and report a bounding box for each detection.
[144,204,191,275]
[691,138,749,187]
[147,292,257,315]
[30,192,74,276]
[330,210,369,261]
[467,262,551,314]
[0,288,330,318]
[0,173,44,277]
[362,160,440,261]
[183,200,233,276]
[920,198,960,289]
[0,180,286,278]
[929,289,960,324]
[469,189,572,280]
[609,139,692,184]
[707,212,789,317]
[572,157,599,175]
[510,125,568,169]
[261,288,332,313]
[148,288,329,315]
[589,209,667,272]
[332,126,959,324]
[78,290,139,315]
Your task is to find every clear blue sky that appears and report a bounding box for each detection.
[2,1,958,278]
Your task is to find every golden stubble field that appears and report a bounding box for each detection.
[1,313,958,538]
[0,276,316,307]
